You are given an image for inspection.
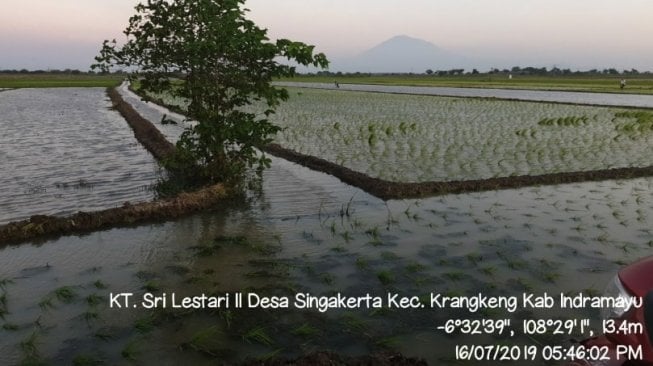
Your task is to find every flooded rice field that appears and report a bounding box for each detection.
[277,82,653,109]
[0,88,161,224]
[149,86,653,182]
[270,89,653,182]
[1,87,652,365]
[1,153,652,365]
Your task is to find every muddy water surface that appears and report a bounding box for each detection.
[0,88,160,223]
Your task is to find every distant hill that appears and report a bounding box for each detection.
[330,35,473,73]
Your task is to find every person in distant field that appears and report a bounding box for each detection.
[334,80,340,88]
[620,79,627,90]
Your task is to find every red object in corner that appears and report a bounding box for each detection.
[569,256,653,366]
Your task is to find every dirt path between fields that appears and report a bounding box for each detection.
[263,143,653,200]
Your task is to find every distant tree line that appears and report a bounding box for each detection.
[0,69,127,75]
[311,67,650,77]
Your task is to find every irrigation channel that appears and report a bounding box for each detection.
[0,85,652,365]
[277,82,653,109]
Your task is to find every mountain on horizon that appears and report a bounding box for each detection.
[330,35,474,73]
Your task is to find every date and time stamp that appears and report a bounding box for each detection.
[443,318,644,362]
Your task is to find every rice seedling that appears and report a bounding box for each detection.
[121,340,140,360]
[542,271,561,283]
[377,271,394,286]
[94,331,113,342]
[517,278,534,292]
[0,278,12,290]
[220,310,234,329]
[365,226,380,240]
[0,291,7,319]
[583,287,602,297]
[258,349,284,361]
[443,272,464,281]
[405,261,426,273]
[86,294,103,307]
[72,354,105,366]
[380,251,400,261]
[33,316,42,329]
[321,273,335,285]
[341,313,368,333]
[466,253,483,266]
[184,276,205,285]
[330,246,346,253]
[54,286,77,303]
[19,331,43,366]
[242,326,274,346]
[142,281,160,292]
[38,296,55,311]
[350,217,364,229]
[291,323,319,338]
[596,233,610,243]
[355,257,369,270]
[403,205,413,219]
[134,315,156,334]
[3,323,19,331]
[376,336,400,349]
[481,266,496,277]
[93,280,107,290]
[134,270,157,281]
[329,221,337,236]
[83,310,100,325]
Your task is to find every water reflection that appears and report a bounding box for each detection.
[0,88,160,223]
[277,82,653,108]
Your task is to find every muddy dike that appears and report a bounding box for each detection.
[263,143,653,200]
[107,87,176,161]
[0,184,229,245]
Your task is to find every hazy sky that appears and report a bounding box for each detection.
[2,0,652,70]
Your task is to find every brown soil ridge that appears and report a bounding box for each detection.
[238,351,427,366]
[0,180,229,245]
[107,87,176,160]
[263,143,653,200]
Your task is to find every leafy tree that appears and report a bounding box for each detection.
[93,0,328,188]
[425,69,433,75]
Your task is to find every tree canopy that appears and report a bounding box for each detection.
[93,0,328,188]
